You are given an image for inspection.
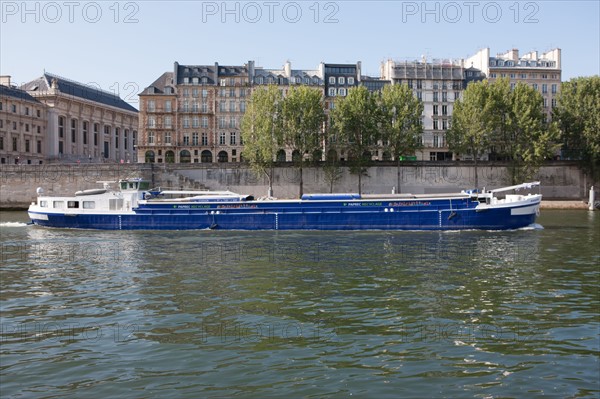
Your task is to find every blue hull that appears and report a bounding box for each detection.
[28,199,539,231]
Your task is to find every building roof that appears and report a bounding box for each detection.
[21,73,138,113]
[140,72,175,95]
[0,84,43,104]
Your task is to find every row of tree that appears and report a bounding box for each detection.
[240,76,599,197]
[240,84,423,197]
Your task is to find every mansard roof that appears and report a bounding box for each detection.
[21,73,138,113]
[0,84,43,104]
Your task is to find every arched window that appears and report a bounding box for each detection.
[180,150,191,163]
[276,149,286,162]
[326,149,338,161]
[144,150,155,163]
[291,150,301,162]
[382,151,392,161]
[165,150,175,163]
[201,150,213,163]
[217,151,228,163]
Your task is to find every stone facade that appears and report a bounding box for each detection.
[380,58,485,161]
[0,76,48,165]
[20,73,139,163]
[466,48,561,121]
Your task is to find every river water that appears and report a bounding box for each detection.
[0,210,598,398]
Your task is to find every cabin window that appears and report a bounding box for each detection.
[109,199,124,210]
[83,201,95,209]
[121,182,128,190]
[129,182,137,189]
[67,201,79,208]
[139,181,150,190]
[39,200,47,207]
[53,201,64,209]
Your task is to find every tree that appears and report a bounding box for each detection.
[323,154,343,193]
[280,86,326,198]
[330,86,380,194]
[239,85,283,197]
[446,80,495,188]
[379,84,423,192]
[504,82,560,184]
[554,76,600,182]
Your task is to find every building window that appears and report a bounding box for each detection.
[433,92,439,102]
[71,119,77,143]
[148,131,154,144]
[202,89,208,98]
[147,100,155,112]
[165,100,172,112]
[11,104,16,113]
[220,100,226,112]
[533,83,538,91]
[229,117,236,128]
[551,98,557,108]
[182,101,189,112]
[328,88,336,96]
[165,132,172,144]
[542,84,548,94]
[183,117,190,128]
[329,77,336,84]
[37,140,42,153]
[165,116,172,128]
[338,88,347,96]
[192,132,199,145]
[219,117,226,128]
[192,88,199,97]
[433,120,439,130]
[219,132,226,145]
[201,117,208,128]
[83,121,88,145]
[442,92,447,102]
[230,102,236,112]
[0,137,3,150]
[202,132,208,146]
[59,116,65,138]
[442,105,448,116]
[230,132,236,145]
[183,134,190,145]
[192,117,199,128]
[25,139,30,152]
[433,105,438,115]
[13,137,17,151]
[338,77,345,85]
[12,121,17,130]
[115,128,119,148]
[442,120,448,130]
[551,84,557,94]
[124,129,128,150]
[192,101,199,112]
[183,88,189,97]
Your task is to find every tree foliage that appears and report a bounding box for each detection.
[239,85,283,197]
[280,86,326,197]
[446,80,495,187]
[330,86,380,194]
[553,76,600,182]
[448,78,560,185]
[379,84,423,191]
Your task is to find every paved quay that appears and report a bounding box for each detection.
[541,201,592,210]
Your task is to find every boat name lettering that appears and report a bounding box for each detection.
[389,201,431,207]
[174,205,211,209]
[217,204,258,209]
[344,202,383,207]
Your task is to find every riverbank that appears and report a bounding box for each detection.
[541,200,592,210]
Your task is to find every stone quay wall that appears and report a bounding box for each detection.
[0,161,591,210]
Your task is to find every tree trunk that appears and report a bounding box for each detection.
[397,158,401,194]
[474,156,479,189]
[358,171,362,195]
[299,163,303,198]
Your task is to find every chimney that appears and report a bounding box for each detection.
[0,75,11,86]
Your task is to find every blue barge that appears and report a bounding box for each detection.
[27,178,542,230]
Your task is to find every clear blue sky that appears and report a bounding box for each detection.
[1,1,598,108]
